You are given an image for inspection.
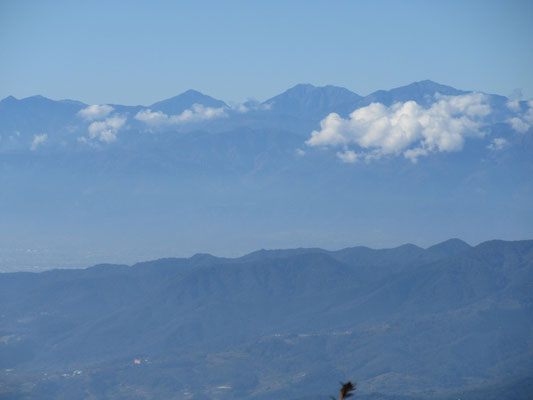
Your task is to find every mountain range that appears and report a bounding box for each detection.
[1,238,532,399]
[0,80,532,271]
[0,80,519,144]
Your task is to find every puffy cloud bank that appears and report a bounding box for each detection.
[135,104,226,126]
[78,104,114,120]
[306,93,491,162]
[30,133,48,150]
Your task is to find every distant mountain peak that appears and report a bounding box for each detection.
[152,89,223,103]
[1,95,17,103]
[182,88,204,95]
[426,238,472,257]
[412,79,448,86]
[149,90,227,115]
[364,80,468,106]
[428,238,471,248]
[1,95,86,107]
[19,94,62,104]
[396,243,425,251]
[176,89,214,98]
[271,83,361,98]
[284,83,317,92]
[19,94,53,103]
[399,79,464,93]
[263,83,362,118]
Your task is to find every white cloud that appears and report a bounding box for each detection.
[30,133,48,150]
[85,115,126,143]
[507,99,521,113]
[507,89,523,112]
[403,147,429,163]
[178,104,226,122]
[229,100,271,113]
[134,109,168,125]
[507,100,533,133]
[134,104,226,126]
[336,149,358,163]
[508,117,530,133]
[487,137,508,151]
[78,104,114,120]
[306,93,491,162]
[295,148,306,156]
[230,103,250,113]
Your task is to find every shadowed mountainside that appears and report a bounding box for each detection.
[1,238,532,399]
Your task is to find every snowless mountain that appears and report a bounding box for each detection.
[0,80,532,269]
[1,239,532,399]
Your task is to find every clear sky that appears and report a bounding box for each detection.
[1,0,532,105]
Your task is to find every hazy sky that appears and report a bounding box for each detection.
[1,0,532,105]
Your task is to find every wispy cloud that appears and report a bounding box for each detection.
[336,149,358,163]
[77,104,114,120]
[487,137,508,151]
[30,133,48,150]
[306,93,491,163]
[230,103,250,113]
[135,104,226,126]
[228,100,271,113]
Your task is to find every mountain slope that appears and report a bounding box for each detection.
[1,239,532,399]
[0,94,86,137]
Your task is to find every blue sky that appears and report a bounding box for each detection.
[1,0,532,105]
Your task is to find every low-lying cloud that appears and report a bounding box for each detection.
[77,105,126,143]
[507,100,533,133]
[30,133,48,150]
[82,115,126,143]
[229,100,272,113]
[306,93,491,163]
[78,104,114,120]
[135,104,226,126]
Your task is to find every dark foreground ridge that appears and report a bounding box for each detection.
[1,239,532,399]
